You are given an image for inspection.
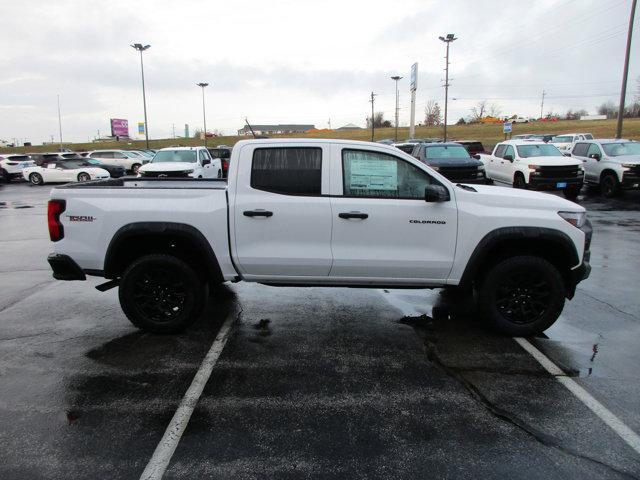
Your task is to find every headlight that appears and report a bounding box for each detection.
[621,163,637,168]
[558,211,586,228]
[185,169,194,174]
[477,165,485,171]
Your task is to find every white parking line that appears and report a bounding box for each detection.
[139,312,237,480]
[515,337,640,455]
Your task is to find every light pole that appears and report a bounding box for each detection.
[131,43,150,148]
[390,75,402,141]
[616,0,637,139]
[439,33,457,142]
[57,94,63,150]
[196,82,209,146]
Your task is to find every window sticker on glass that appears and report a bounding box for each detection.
[349,157,398,190]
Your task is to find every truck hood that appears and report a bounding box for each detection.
[612,155,640,164]
[423,157,482,168]
[455,183,584,211]
[519,156,580,166]
[138,162,196,173]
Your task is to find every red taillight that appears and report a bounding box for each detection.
[222,159,229,172]
[48,200,66,242]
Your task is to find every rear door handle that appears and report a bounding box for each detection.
[243,209,273,218]
[339,212,368,220]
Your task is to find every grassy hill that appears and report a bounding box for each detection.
[4,118,639,154]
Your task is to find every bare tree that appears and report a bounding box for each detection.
[469,100,488,122]
[488,103,502,117]
[424,100,442,126]
[366,112,391,128]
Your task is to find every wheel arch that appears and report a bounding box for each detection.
[104,222,224,285]
[599,168,620,183]
[458,227,580,297]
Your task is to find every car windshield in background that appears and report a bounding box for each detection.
[62,161,86,169]
[516,144,563,158]
[584,134,594,139]
[425,146,470,159]
[552,136,573,142]
[602,142,640,156]
[86,159,101,165]
[124,151,142,158]
[152,150,197,163]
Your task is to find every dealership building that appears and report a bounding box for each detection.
[237,124,315,135]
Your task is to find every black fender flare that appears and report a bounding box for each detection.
[458,226,579,289]
[104,222,224,283]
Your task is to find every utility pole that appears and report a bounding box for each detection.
[439,34,457,142]
[57,94,63,150]
[616,0,637,139]
[540,90,546,119]
[196,83,209,146]
[409,63,418,139]
[131,43,151,148]
[391,75,403,141]
[370,91,376,141]
[172,123,176,139]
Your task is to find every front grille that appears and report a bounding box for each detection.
[440,166,481,181]
[625,165,640,177]
[537,165,580,179]
[141,170,191,178]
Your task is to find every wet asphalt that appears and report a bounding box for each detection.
[0,182,639,479]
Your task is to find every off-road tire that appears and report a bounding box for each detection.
[477,255,565,336]
[119,254,206,334]
[513,173,527,189]
[600,172,620,198]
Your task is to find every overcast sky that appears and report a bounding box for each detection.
[1,0,638,143]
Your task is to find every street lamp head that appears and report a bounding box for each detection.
[391,76,402,81]
[439,34,457,43]
[197,82,209,88]
[131,43,151,51]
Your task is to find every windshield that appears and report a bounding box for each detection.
[425,146,470,159]
[152,150,197,163]
[552,136,573,143]
[516,144,563,158]
[124,151,141,158]
[584,134,594,139]
[602,142,640,156]
[85,159,100,166]
[62,160,86,169]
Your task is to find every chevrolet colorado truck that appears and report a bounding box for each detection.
[46,139,591,336]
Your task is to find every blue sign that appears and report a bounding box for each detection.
[503,121,513,133]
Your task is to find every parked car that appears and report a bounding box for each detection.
[207,146,232,178]
[529,134,554,143]
[455,140,486,155]
[137,146,222,178]
[550,133,594,154]
[480,140,583,200]
[84,150,145,174]
[512,117,529,123]
[77,158,126,178]
[411,142,488,184]
[392,142,417,154]
[23,159,110,185]
[512,134,536,140]
[0,154,35,182]
[570,139,640,197]
[47,138,590,336]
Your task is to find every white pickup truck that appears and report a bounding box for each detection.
[46,139,591,336]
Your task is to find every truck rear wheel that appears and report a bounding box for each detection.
[600,172,620,198]
[119,254,205,333]
[477,255,565,336]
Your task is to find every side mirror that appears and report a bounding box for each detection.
[589,153,601,161]
[503,154,514,161]
[425,184,450,202]
[202,158,211,165]
[472,154,481,160]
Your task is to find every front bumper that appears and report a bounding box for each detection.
[48,254,86,281]
[621,172,640,190]
[528,176,583,191]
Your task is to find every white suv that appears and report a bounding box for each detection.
[481,140,584,200]
[550,133,593,154]
[137,146,222,179]
[570,139,640,197]
[84,150,145,174]
[0,154,35,182]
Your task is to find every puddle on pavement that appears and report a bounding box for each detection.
[0,201,35,209]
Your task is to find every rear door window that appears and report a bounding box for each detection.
[251,147,322,195]
[572,143,589,157]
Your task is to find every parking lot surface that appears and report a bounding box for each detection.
[1,183,639,479]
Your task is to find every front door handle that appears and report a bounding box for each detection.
[339,212,368,220]
[243,209,273,218]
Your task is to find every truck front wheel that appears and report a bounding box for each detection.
[119,254,205,333]
[513,173,527,189]
[477,256,565,336]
